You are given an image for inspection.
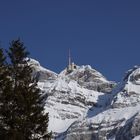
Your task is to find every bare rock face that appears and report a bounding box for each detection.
[60,110,140,140]
[63,119,124,140]
[115,113,140,140]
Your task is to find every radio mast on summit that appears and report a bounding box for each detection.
[67,49,77,73]
[69,49,71,66]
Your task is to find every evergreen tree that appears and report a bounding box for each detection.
[0,40,51,140]
[0,48,13,139]
[0,49,6,136]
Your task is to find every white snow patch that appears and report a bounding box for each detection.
[48,118,76,133]
[133,135,140,140]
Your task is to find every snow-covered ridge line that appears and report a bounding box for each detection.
[29,58,140,140]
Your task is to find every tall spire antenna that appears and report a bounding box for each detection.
[69,49,71,66]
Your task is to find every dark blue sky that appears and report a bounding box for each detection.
[0,0,140,81]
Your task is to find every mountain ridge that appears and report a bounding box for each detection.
[29,58,140,140]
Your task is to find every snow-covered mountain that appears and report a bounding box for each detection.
[30,58,140,140]
[62,66,140,140]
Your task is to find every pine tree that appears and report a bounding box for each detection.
[0,40,51,140]
[0,48,13,139]
[0,49,6,136]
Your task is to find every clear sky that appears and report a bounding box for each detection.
[0,0,140,81]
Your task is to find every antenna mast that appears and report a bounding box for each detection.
[69,49,71,66]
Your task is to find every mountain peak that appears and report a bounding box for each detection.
[123,65,140,82]
[112,66,140,108]
[28,58,58,82]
